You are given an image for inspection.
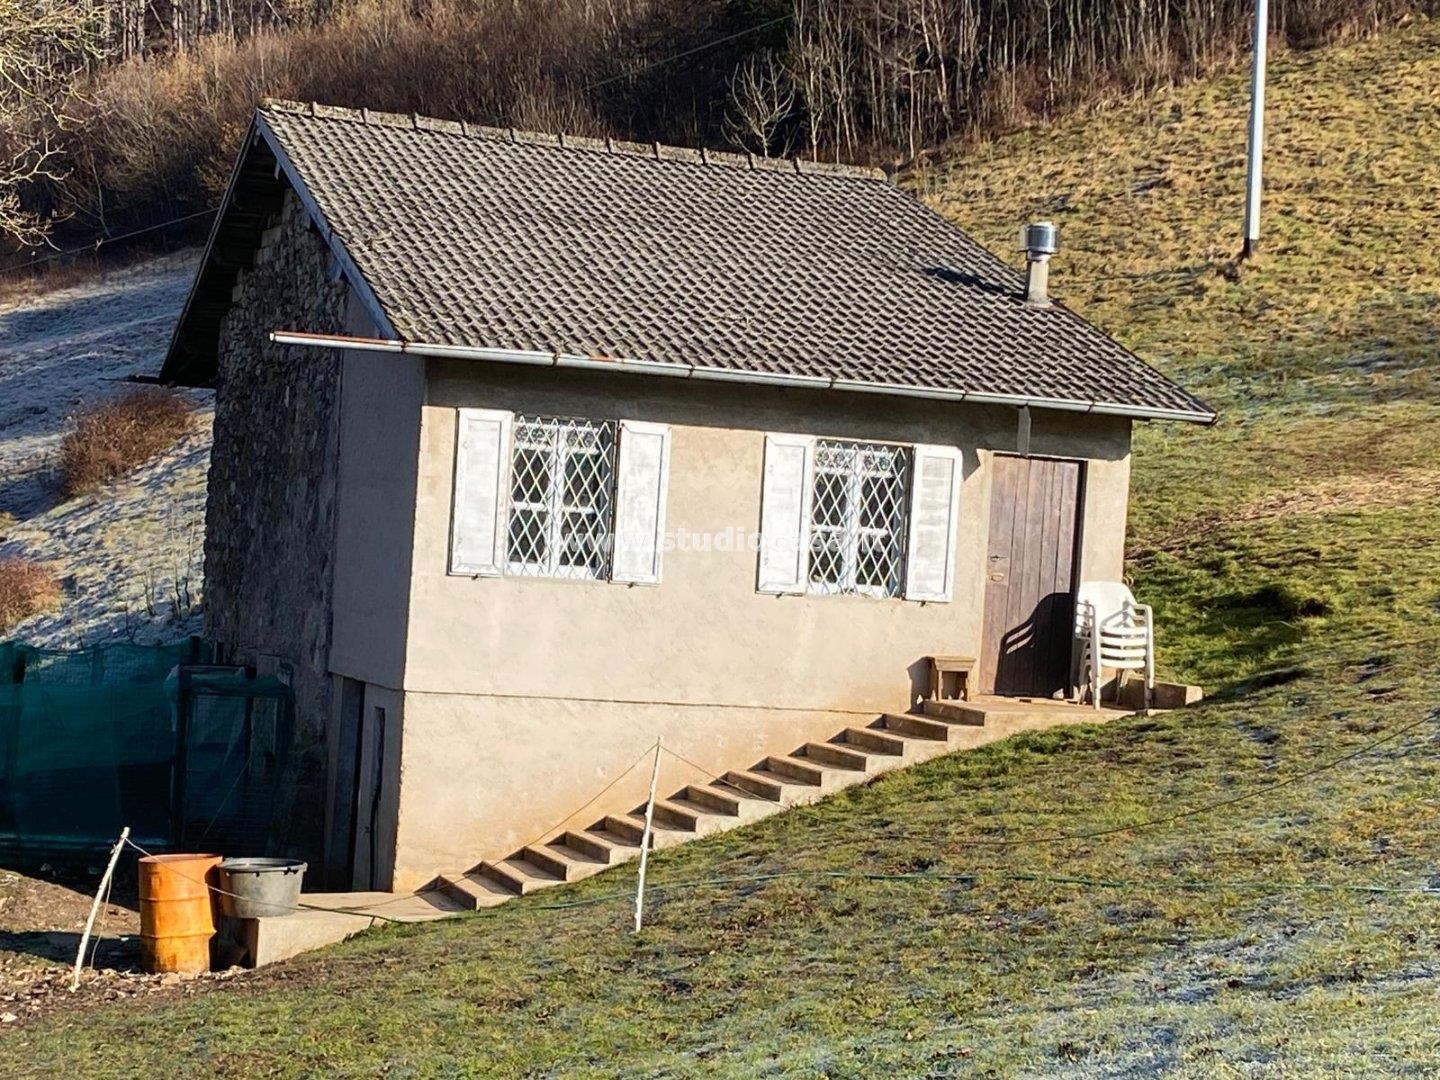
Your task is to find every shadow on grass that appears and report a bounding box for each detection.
[1169,587,1313,695]
[0,929,141,970]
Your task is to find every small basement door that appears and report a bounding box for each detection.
[977,454,1083,697]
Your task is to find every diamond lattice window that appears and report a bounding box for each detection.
[808,439,910,597]
[506,415,616,579]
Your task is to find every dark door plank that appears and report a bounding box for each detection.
[978,456,1020,693]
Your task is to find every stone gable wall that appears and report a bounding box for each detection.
[206,187,349,860]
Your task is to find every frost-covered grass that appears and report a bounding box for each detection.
[3,22,1439,1077]
[0,251,209,646]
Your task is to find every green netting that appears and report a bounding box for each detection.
[1,640,192,688]
[0,640,292,859]
[0,641,194,854]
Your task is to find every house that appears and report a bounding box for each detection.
[162,100,1214,893]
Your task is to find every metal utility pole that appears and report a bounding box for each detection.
[1241,0,1269,259]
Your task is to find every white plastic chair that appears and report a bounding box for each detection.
[1075,581,1154,710]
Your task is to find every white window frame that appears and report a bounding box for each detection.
[504,414,617,581]
[758,431,963,603]
[807,438,912,599]
[450,409,673,586]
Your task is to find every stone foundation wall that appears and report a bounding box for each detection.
[205,188,348,861]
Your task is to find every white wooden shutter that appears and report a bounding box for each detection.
[757,433,815,595]
[611,420,671,585]
[904,444,963,602]
[449,408,513,576]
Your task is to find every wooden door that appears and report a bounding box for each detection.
[977,455,1082,697]
[350,705,386,890]
[326,677,365,888]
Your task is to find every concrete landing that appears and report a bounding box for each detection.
[963,695,1133,723]
[220,890,465,968]
[301,890,466,922]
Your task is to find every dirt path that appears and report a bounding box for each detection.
[0,864,139,1022]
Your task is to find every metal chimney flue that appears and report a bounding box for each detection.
[1019,221,1060,307]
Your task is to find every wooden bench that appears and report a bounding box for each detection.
[928,654,976,702]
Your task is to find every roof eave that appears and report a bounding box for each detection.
[159,109,399,386]
[158,116,260,386]
[267,330,1219,424]
[253,111,396,341]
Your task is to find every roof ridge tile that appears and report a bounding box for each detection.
[256,97,889,181]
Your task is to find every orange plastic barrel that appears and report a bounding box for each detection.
[138,853,221,974]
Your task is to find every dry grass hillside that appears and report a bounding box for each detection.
[7,0,1425,251]
[919,16,1440,690]
[1,21,1437,1077]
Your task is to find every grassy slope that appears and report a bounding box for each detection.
[5,23,1440,1078]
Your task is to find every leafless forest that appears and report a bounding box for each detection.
[0,0,1426,245]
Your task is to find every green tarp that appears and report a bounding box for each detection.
[0,641,193,854]
[0,639,293,858]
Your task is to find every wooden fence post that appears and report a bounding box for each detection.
[633,741,662,934]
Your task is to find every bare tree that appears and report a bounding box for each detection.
[724,51,797,157]
[6,0,1422,242]
[0,0,107,244]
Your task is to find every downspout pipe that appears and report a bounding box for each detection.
[267,329,1219,425]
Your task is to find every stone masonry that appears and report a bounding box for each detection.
[206,188,349,862]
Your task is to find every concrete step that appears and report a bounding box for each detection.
[880,712,952,741]
[607,810,696,849]
[682,783,743,816]
[593,817,688,852]
[837,726,908,755]
[650,798,703,831]
[727,767,824,807]
[436,872,519,910]
[525,843,607,881]
[558,829,625,863]
[722,769,786,801]
[476,857,564,896]
[685,781,779,822]
[800,741,870,771]
[667,796,743,836]
[764,754,827,785]
[600,814,649,844]
[921,699,987,725]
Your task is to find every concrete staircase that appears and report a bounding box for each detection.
[434,697,1119,910]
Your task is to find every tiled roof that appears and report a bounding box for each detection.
[167,99,1214,421]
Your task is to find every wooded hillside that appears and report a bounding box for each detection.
[2,0,1429,246]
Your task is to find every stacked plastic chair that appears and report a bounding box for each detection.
[1075,581,1155,710]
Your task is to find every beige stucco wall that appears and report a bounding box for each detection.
[380,360,1130,889]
